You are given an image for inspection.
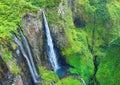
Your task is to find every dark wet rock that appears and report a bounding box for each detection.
[22,11,51,70]
[15,49,33,85]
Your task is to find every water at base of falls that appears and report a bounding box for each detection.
[56,67,67,78]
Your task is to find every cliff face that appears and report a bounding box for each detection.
[22,11,51,68]
[18,0,94,84]
[44,0,120,84]
[0,0,94,84]
[0,0,120,85]
[43,0,94,84]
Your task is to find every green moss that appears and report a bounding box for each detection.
[45,9,60,24]
[62,28,94,83]
[0,0,38,49]
[26,0,61,8]
[0,0,38,42]
[0,0,120,84]
[56,76,83,85]
[10,62,20,75]
[38,66,84,85]
[0,48,20,75]
[96,37,120,85]
[38,66,59,84]
[0,0,38,76]
[1,48,12,63]
[107,1,120,40]
[42,1,95,83]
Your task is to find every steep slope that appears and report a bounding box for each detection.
[69,0,120,84]
[0,0,120,85]
[96,37,120,85]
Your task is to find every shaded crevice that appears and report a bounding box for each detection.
[67,0,86,28]
[93,56,99,85]
[93,56,98,76]
[89,55,99,85]
[73,16,86,28]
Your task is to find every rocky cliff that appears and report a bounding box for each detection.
[0,0,120,85]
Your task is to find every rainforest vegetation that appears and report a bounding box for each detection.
[0,0,120,85]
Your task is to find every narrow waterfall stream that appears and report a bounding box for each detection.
[11,30,40,84]
[42,11,68,78]
[18,27,39,79]
[42,11,60,72]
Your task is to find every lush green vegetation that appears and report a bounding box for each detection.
[0,0,120,85]
[0,0,38,53]
[63,28,94,83]
[39,66,83,85]
[25,0,61,8]
[76,0,120,84]
[0,0,38,75]
[42,0,94,83]
[96,37,120,85]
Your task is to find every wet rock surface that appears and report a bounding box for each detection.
[22,11,51,70]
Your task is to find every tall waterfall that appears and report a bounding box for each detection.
[42,11,60,72]
[11,31,40,84]
[18,28,39,79]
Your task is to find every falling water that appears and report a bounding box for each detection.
[18,28,39,79]
[11,32,40,84]
[42,11,60,72]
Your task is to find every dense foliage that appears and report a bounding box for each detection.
[25,0,61,8]
[97,37,120,85]
[0,0,38,74]
[0,0,120,85]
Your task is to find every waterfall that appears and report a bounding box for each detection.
[18,27,39,79]
[11,31,40,84]
[42,11,60,72]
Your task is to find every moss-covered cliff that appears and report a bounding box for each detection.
[0,0,120,85]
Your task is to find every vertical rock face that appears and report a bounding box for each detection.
[46,2,70,50]
[22,11,50,69]
[50,25,68,50]
[16,49,33,85]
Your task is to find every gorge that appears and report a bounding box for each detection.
[0,0,120,85]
